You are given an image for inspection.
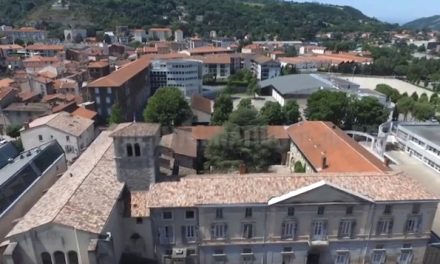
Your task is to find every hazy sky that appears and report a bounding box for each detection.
[293,0,440,24]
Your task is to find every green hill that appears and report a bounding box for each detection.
[403,15,440,31]
[0,0,395,40]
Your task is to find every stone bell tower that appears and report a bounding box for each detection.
[110,122,160,190]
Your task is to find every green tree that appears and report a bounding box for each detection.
[6,124,22,138]
[260,101,285,125]
[375,84,400,103]
[211,93,233,125]
[411,92,419,101]
[143,87,191,129]
[237,98,252,110]
[205,125,279,172]
[352,97,389,132]
[294,161,306,173]
[14,39,24,46]
[412,102,435,121]
[229,105,263,127]
[419,93,429,103]
[396,96,415,121]
[285,46,297,57]
[108,103,123,124]
[305,90,351,128]
[247,78,260,98]
[283,100,301,124]
[430,93,439,103]
[417,45,426,52]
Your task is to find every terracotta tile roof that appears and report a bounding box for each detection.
[7,128,125,237]
[0,78,16,88]
[0,87,16,100]
[28,111,93,137]
[160,128,197,157]
[110,122,160,137]
[0,44,23,50]
[88,56,151,88]
[38,70,58,79]
[88,60,109,68]
[53,79,78,90]
[278,56,332,65]
[131,172,439,216]
[267,126,289,139]
[191,94,213,114]
[198,54,232,64]
[52,101,76,113]
[191,126,224,140]
[23,56,59,63]
[190,126,288,140]
[252,55,276,64]
[18,91,40,102]
[286,121,390,173]
[149,28,172,32]
[145,53,189,60]
[184,46,231,55]
[72,107,97,120]
[26,44,64,51]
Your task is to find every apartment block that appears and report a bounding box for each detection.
[394,123,440,173]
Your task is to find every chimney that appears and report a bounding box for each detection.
[239,163,247,175]
[23,121,30,130]
[321,152,327,169]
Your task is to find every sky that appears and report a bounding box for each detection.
[293,0,440,24]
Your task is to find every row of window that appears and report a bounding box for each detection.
[161,204,419,221]
[158,214,423,245]
[126,143,141,157]
[41,251,78,264]
[167,77,199,81]
[209,246,413,264]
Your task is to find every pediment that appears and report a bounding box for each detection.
[268,181,373,205]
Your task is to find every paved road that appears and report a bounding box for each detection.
[387,150,440,234]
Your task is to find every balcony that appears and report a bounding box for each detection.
[309,234,329,247]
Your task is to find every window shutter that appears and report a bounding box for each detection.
[323,221,328,237]
[338,221,344,238]
[281,222,286,237]
[224,224,228,238]
[404,219,409,234]
[350,221,357,239]
[417,215,423,233]
[294,221,298,239]
[376,220,382,235]
[181,226,186,240]
[388,220,393,235]
[210,224,215,239]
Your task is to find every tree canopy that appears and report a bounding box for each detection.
[211,93,233,125]
[260,101,285,125]
[305,90,351,128]
[108,103,123,124]
[143,87,191,129]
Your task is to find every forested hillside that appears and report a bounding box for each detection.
[0,0,395,40]
[403,15,440,31]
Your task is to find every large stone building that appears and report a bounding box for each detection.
[1,122,438,264]
[20,112,95,163]
[87,56,151,122]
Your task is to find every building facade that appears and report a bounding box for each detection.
[394,123,440,173]
[150,59,203,98]
[20,112,95,163]
[87,56,151,122]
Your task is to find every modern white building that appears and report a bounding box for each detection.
[174,30,184,42]
[150,59,203,98]
[250,55,281,81]
[394,123,440,173]
[20,112,95,163]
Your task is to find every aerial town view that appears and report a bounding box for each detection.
[1,0,440,263]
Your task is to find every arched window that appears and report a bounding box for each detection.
[126,144,133,157]
[41,252,52,264]
[134,143,141,157]
[67,251,79,264]
[53,251,66,264]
